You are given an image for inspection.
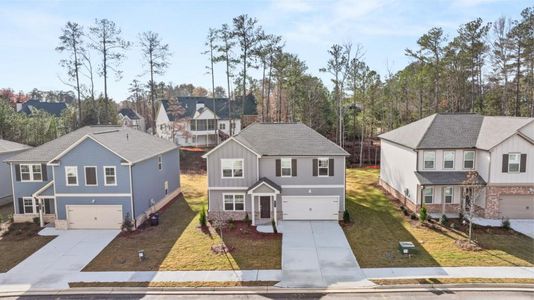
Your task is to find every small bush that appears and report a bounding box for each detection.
[458,212,464,220]
[8,213,13,222]
[228,217,234,224]
[410,213,417,220]
[439,214,449,226]
[400,205,405,211]
[343,209,351,223]
[419,207,427,223]
[227,222,235,230]
[122,214,134,232]
[450,223,456,229]
[244,213,250,223]
[32,217,40,226]
[199,206,207,227]
[403,209,409,216]
[271,218,277,234]
[502,218,510,229]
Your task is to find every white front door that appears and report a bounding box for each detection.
[67,205,123,229]
[282,196,339,220]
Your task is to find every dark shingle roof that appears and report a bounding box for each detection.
[415,171,486,186]
[160,95,257,121]
[19,100,67,117]
[118,108,140,120]
[417,114,484,149]
[234,123,349,156]
[0,139,31,154]
[247,177,281,193]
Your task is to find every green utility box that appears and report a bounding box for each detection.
[398,241,416,255]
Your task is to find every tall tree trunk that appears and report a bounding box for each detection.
[515,44,521,116]
[225,48,232,135]
[150,50,156,135]
[266,59,273,122]
[261,61,266,122]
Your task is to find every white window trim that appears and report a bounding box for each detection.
[158,155,163,171]
[23,197,35,214]
[423,187,433,204]
[463,150,476,170]
[318,157,330,177]
[507,152,521,173]
[164,180,169,195]
[20,163,43,182]
[443,151,455,170]
[443,186,453,204]
[65,166,78,186]
[104,166,117,186]
[281,158,292,177]
[423,151,436,170]
[221,158,244,179]
[222,193,246,211]
[84,166,98,186]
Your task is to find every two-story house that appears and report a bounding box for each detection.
[4,126,180,229]
[118,108,146,131]
[0,139,31,205]
[379,113,534,220]
[202,123,349,225]
[16,99,67,117]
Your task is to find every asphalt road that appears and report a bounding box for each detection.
[6,290,534,300]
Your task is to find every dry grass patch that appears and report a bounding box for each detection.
[69,281,278,288]
[372,278,534,285]
[0,203,13,221]
[84,172,281,271]
[343,168,534,268]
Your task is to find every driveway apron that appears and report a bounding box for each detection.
[277,221,373,288]
[0,228,119,291]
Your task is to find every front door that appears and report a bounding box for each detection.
[260,196,271,219]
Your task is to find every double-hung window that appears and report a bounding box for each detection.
[318,158,329,176]
[65,166,78,186]
[443,187,453,204]
[508,153,521,173]
[23,198,34,214]
[219,123,226,130]
[223,194,245,211]
[221,159,243,178]
[281,158,292,177]
[84,166,97,186]
[443,151,455,169]
[423,187,433,204]
[20,164,42,182]
[104,166,117,186]
[423,151,435,169]
[158,155,163,170]
[463,151,475,169]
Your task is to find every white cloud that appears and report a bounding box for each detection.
[271,0,314,13]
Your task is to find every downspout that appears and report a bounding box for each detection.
[129,164,136,228]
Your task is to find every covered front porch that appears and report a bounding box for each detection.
[247,178,281,226]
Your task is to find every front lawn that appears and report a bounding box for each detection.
[84,173,281,271]
[0,203,13,221]
[344,168,534,268]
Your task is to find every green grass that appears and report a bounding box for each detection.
[0,203,13,222]
[84,173,281,271]
[344,168,534,268]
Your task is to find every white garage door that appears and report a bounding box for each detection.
[499,195,534,219]
[282,196,339,220]
[67,205,123,229]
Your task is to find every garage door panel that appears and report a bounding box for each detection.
[67,205,123,229]
[282,196,339,220]
[499,195,534,219]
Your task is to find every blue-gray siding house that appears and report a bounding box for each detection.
[5,126,180,229]
[0,140,32,205]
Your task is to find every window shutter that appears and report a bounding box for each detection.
[18,198,24,214]
[329,158,335,176]
[520,154,527,173]
[312,159,318,176]
[502,154,509,173]
[15,164,21,181]
[275,159,281,177]
[41,164,48,181]
[44,199,51,214]
[291,159,297,177]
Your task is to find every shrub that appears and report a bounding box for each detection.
[400,205,405,211]
[228,217,234,224]
[439,214,449,226]
[271,219,277,234]
[502,218,510,229]
[199,206,207,227]
[122,214,134,232]
[419,207,427,223]
[7,213,13,223]
[32,217,40,226]
[244,213,250,223]
[458,212,464,220]
[410,213,417,220]
[450,223,456,229]
[403,209,409,216]
[343,209,351,223]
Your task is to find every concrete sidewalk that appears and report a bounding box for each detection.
[363,266,534,279]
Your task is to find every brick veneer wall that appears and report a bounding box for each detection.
[485,185,534,218]
[379,178,417,212]
[424,204,461,215]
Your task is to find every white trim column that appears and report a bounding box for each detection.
[251,195,256,226]
[273,195,277,226]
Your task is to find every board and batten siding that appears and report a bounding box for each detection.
[489,134,534,184]
[207,139,258,188]
[132,149,180,218]
[380,139,418,204]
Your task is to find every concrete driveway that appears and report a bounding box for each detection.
[0,228,119,290]
[510,220,534,238]
[277,221,373,288]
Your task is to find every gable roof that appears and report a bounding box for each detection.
[247,177,281,194]
[379,113,534,150]
[0,139,31,154]
[159,95,257,121]
[231,123,349,156]
[19,99,67,117]
[118,108,141,120]
[5,126,177,164]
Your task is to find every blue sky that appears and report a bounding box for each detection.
[0,0,530,101]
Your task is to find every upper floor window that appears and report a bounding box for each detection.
[221,159,243,178]
[104,166,117,186]
[191,119,216,131]
[423,151,435,169]
[318,158,330,176]
[508,153,521,173]
[281,158,292,177]
[443,187,453,204]
[443,151,455,169]
[20,164,42,182]
[84,166,97,186]
[219,123,226,130]
[463,151,475,169]
[423,187,433,204]
[65,166,78,186]
[158,155,163,170]
[223,194,245,211]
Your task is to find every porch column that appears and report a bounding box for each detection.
[251,195,256,226]
[37,197,44,227]
[273,195,277,226]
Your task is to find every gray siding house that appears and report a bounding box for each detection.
[0,140,32,205]
[5,126,180,229]
[203,123,349,225]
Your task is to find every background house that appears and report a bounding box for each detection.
[118,107,146,131]
[0,139,31,205]
[16,99,67,117]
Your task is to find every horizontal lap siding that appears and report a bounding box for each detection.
[12,165,54,214]
[380,140,418,204]
[259,157,345,186]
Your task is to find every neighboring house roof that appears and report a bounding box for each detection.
[379,113,534,150]
[159,95,257,121]
[19,99,67,117]
[232,123,349,156]
[118,108,141,120]
[415,171,486,186]
[5,126,177,164]
[0,139,32,154]
[247,177,282,193]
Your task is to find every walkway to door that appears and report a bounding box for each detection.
[277,221,373,288]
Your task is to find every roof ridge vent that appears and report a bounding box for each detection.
[94,129,120,135]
